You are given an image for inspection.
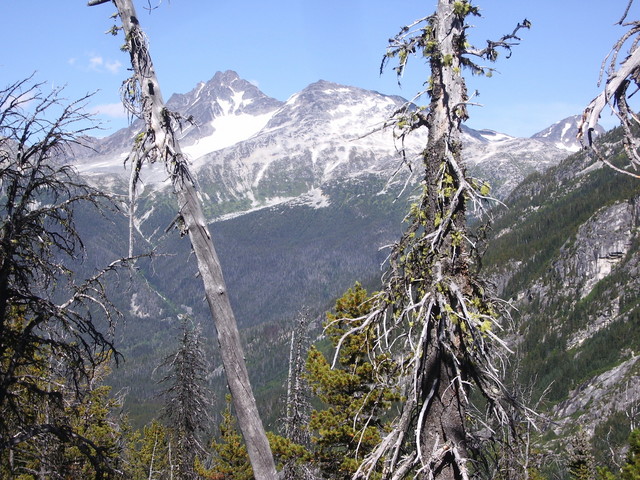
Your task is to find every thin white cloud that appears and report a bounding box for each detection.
[91,102,128,119]
[70,53,123,75]
[89,55,104,71]
[105,60,123,74]
[1,92,35,113]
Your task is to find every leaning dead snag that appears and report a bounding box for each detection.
[340,2,533,479]
[579,0,640,178]
[87,1,278,478]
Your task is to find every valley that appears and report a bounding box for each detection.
[70,70,635,470]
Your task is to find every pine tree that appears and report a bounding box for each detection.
[567,429,597,480]
[128,420,171,480]
[0,357,125,479]
[305,283,400,480]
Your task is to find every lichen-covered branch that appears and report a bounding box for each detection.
[344,2,532,479]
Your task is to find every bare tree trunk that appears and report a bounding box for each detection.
[88,1,278,478]
[418,3,469,477]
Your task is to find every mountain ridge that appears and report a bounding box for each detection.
[74,70,594,225]
[481,126,640,465]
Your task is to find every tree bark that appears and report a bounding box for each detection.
[95,1,278,478]
[417,2,469,477]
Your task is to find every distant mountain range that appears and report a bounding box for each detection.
[75,70,600,223]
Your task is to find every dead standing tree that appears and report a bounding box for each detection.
[579,0,640,178]
[323,1,534,479]
[87,1,278,478]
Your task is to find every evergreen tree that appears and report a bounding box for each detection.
[305,283,400,480]
[621,429,640,480]
[159,318,213,480]
[567,429,597,480]
[198,394,253,480]
[0,77,132,479]
[592,429,640,480]
[0,358,125,479]
[127,420,171,480]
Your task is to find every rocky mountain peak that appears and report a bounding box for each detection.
[265,80,400,133]
[531,114,605,152]
[166,70,283,126]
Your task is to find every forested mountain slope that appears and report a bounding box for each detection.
[482,126,640,466]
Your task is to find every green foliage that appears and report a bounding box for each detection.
[126,420,171,480]
[598,467,619,480]
[591,429,640,480]
[0,360,125,479]
[0,78,130,478]
[621,429,640,480]
[305,283,400,480]
[452,1,480,17]
[199,395,253,480]
[266,431,315,479]
[567,429,597,480]
[480,130,640,407]
[478,125,640,477]
[484,139,640,298]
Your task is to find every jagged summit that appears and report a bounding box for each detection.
[167,70,283,123]
[264,79,399,133]
[166,70,283,157]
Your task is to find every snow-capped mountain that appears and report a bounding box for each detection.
[74,70,590,220]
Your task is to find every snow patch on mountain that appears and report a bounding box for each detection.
[304,187,330,208]
[183,110,276,161]
[214,195,300,222]
[531,115,605,152]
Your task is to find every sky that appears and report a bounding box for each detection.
[1,1,638,138]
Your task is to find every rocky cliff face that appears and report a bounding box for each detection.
[547,195,640,436]
[553,354,640,436]
[482,128,640,457]
[554,200,638,302]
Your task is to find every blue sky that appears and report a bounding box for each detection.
[1,1,636,137]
